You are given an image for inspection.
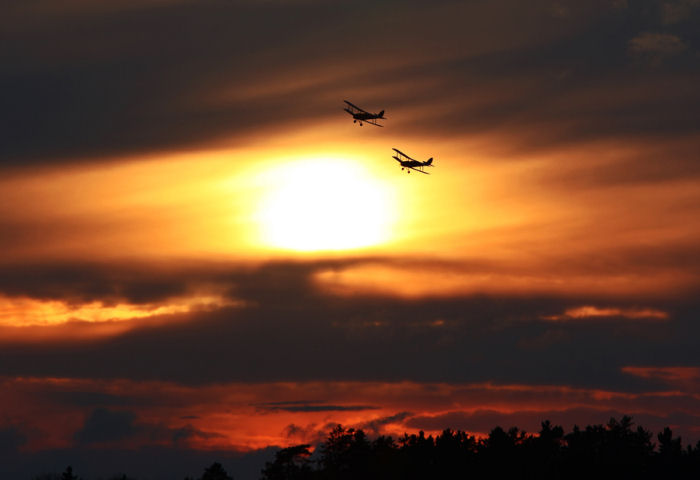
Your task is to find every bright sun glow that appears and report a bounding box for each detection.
[255,157,396,251]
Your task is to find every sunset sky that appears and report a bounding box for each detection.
[2,0,700,478]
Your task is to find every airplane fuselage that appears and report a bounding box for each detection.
[353,112,378,120]
[399,160,422,168]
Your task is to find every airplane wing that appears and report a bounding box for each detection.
[364,118,383,127]
[343,100,366,113]
[392,148,415,161]
[408,166,430,174]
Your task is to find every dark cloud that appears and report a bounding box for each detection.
[257,401,378,413]
[283,423,328,445]
[5,0,697,169]
[0,261,200,305]
[0,258,697,391]
[48,390,132,408]
[629,32,687,55]
[357,412,414,435]
[0,426,27,457]
[0,0,468,164]
[391,47,700,161]
[73,408,223,449]
[1,246,697,307]
[171,424,224,446]
[283,423,311,438]
[660,0,700,25]
[74,408,137,444]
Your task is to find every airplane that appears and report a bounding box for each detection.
[392,148,434,174]
[343,100,385,127]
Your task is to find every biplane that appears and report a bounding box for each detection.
[343,100,385,126]
[392,148,434,174]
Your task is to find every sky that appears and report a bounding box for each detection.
[2,0,700,478]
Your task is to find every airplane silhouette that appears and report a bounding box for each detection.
[343,100,385,127]
[392,148,434,174]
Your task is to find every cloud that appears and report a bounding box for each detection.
[74,408,137,445]
[541,305,670,322]
[171,424,225,446]
[0,293,236,328]
[629,32,687,57]
[282,423,328,445]
[0,426,27,457]
[73,408,223,448]
[622,366,700,392]
[357,412,414,435]
[257,401,379,413]
[3,0,525,165]
[661,0,700,24]
[0,258,696,391]
[3,0,690,168]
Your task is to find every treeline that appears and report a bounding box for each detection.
[30,416,700,479]
[262,416,700,480]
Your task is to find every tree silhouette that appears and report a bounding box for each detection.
[261,444,313,480]
[318,425,371,480]
[368,435,401,480]
[61,466,79,480]
[200,462,233,480]
[397,430,435,480]
[657,426,683,476]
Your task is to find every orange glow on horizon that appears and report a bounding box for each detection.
[4,376,699,452]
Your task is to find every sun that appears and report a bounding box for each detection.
[255,157,396,252]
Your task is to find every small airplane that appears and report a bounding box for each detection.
[343,100,385,127]
[392,148,434,174]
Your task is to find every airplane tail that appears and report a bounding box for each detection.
[426,158,433,166]
[378,110,385,118]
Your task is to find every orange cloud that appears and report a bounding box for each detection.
[313,262,690,299]
[0,293,236,327]
[542,305,670,322]
[622,366,700,392]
